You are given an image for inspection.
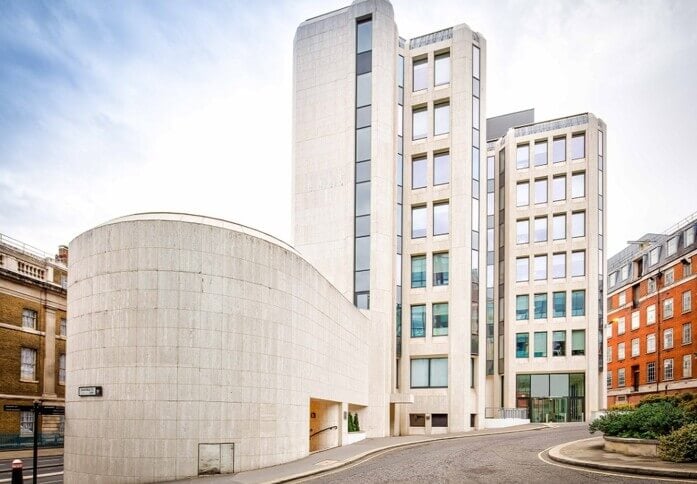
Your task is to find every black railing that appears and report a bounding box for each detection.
[310,426,337,439]
[0,432,63,450]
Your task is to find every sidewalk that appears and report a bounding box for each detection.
[0,447,63,460]
[548,436,697,479]
[171,423,547,484]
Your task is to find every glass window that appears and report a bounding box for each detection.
[553,137,566,163]
[22,309,37,329]
[684,355,693,378]
[433,202,449,235]
[552,253,566,279]
[356,127,371,161]
[552,331,566,356]
[534,178,547,204]
[433,252,449,286]
[618,368,626,386]
[647,333,656,353]
[434,102,450,135]
[473,98,480,130]
[411,255,426,288]
[649,247,660,266]
[60,318,67,336]
[647,304,656,325]
[356,160,370,183]
[434,52,450,86]
[571,133,585,160]
[534,293,548,319]
[648,361,656,382]
[664,328,674,349]
[412,58,427,92]
[411,205,427,238]
[571,329,585,355]
[618,317,626,335]
[631,311,640,330]
[571,172,585,198]
[433,303,448,336]
[516,333,529,358]
[571,290,585,316]
[618,342,625,360]
[534,216,547,242]
[356,72,371,107]
[20,411,34,437]
[430,358,448,387]
[534,141,547,166]
[607,371,612,388]
[571,251,585,277]
[59,354,66,385]
[664,298,674,319]
[516,182,529,207]
[412,156,427,189]
[434,152,450,185]
[517,219,529,244]
[411,305,425,337]
[534,331,547,357]
[356,181,370,216]
[667,237,678,256]
[553,213,566,240]
[20,347,36,380]
[553,291,566,317]
[683,291,692,313]
[356,20,372,53]
[432,413,448,427]
[355,236,370,270]
[631,338,640,357]
[685,226,695,247]
[572,211,585,238]
[516,257,529,282]
[412,107,427,140]
[516,145,529,169]
[552,175,566,202]
[516,295,529,320]
[665,268,674,285]
[410,413,426,427]
[664,358,674,380]
[534,255,547,280]
[410,358,429,386]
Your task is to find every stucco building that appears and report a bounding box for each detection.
[606,214,696,406]
[0,234,68,441]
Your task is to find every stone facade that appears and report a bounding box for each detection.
[0,235,67,436]
[64,214,370,482]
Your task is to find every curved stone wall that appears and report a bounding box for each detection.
[64,213,370,482]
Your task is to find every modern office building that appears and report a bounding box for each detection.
[606,214,697,406]
[0,234,68,441]
[65,0,608,480]
[294,0,606,430]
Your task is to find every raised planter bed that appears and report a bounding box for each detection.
[346,431,366,445]
[603,436,659,457]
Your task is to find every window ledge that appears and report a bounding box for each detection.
[20,379,39,384]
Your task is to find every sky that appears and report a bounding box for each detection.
[1,0,696,257]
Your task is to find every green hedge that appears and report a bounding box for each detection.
[659,423,697,462]
[589,401,686,439]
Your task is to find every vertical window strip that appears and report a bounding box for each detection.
[396,53,404,362]
[471,44,481,357]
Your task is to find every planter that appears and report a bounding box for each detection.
[346,432,366,445]
[603,436,659,457]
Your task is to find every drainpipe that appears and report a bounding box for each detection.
[655,270,663,394]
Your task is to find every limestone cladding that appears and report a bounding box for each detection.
[64,213,370,482]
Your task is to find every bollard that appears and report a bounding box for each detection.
[11,459,23,484]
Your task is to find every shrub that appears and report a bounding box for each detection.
[609,402,635,412]
[354,413,360,432]
[659,423,697,462]
[589,402,685,439]
[348,413,356,432]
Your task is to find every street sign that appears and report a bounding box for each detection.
[78,386,103,397]
[3,405,34,412]
[40,406,65,415]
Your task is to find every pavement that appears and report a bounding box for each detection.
[171,423,549,483]
[547,434,697,480]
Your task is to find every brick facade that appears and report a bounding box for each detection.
[607,222,696,407]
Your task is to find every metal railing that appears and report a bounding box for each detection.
[0,233,53,261]
[310,426,337,439]
[0,432,64,450]
[485,407,529,419]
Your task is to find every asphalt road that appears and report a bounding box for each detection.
[0,455,63,483]
[298,424,675,484]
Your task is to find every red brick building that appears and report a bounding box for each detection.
[606,215,696,406]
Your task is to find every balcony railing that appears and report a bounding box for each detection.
[485,407,529,419]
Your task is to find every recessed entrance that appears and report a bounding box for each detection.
[309,398,340,452]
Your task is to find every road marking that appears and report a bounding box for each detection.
[537,447,690,482]
[0,471,63,483]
